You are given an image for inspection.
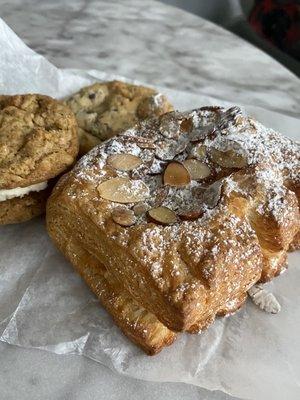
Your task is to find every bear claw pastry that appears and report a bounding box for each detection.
[0,94,78,224]
[47,106,299,354]
[66,80,173,154]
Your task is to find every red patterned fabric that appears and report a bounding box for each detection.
[249,0,300,60]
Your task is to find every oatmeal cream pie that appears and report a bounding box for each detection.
[0,94,78,225]
[47,107,299,354]
[66,80,173,154]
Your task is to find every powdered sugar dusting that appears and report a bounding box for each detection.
[248,284,281,314]
[69,106,299,306]
[73,106,299,228]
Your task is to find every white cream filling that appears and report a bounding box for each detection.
[0,181,48,202]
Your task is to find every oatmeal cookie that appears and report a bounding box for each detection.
[0,94,78,224]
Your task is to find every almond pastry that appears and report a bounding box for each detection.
[47,106,299,354]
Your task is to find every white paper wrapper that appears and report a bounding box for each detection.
[0,18,299,400]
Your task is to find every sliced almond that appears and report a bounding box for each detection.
[107,154,142,171]
[163,162,191,187]
[190,125,213,142]
[210,148,247,168]
[178,209,203,221]
[183,159,211,180]
[159,114,181,139]
[190,144,207,160]
[148,206,177,225]
[98,177,149,203]
[202,180,223,208]
[180,118,193,133]
[218,107,242,131]
[133,202,149,216]
[112,208,136,226]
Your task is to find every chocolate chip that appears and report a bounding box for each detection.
[88,93,96,100]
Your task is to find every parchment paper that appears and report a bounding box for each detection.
[0,18,299,400]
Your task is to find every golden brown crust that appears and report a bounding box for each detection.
[186,291,248,333]
[48,168,266,334]
[229,170,299,281]
[66,80,173,154]
[47,202,176,355]
[289,185,300,251]
[289,231,300,251]
[46,106,299,354]
[216,292,248,317]
[0,94,78,189]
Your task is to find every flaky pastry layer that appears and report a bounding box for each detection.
[47,106,300,353]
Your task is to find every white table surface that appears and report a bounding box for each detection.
[1,1,299,399]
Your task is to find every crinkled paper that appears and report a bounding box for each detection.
[0,18,299,400]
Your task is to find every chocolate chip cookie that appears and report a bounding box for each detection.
[66,80,173,154]
[0,94,78,224]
